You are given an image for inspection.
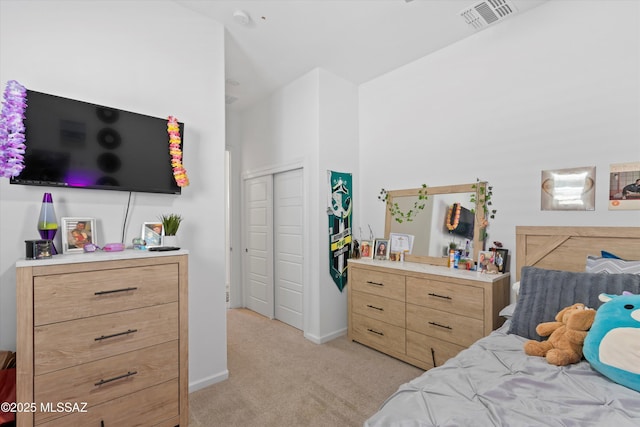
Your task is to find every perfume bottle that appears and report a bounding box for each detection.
[37,193,58,255]
[454,250,461,269]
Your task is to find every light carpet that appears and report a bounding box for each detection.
[189,308,423,426]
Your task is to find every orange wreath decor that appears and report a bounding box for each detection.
[446,203,461,231]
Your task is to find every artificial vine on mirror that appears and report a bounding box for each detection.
[378,184,428,223]
[470,178,497,239]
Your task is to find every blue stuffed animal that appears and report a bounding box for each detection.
[584,292,640,392]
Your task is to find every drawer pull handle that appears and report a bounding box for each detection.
[95,329,138,341]
[95,370,138,387]
[366,281,384,287]
[428,321,452,330]
[431,347,437,367]
[367,328,384,336]
[94,286,138,296]
[428,293,452,300]
[366,304,384,311]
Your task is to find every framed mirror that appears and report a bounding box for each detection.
[383,182,487,266]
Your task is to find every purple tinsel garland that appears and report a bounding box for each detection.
[0,80,27,178]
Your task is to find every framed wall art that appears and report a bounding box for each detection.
[541,166,595,211]
[142,222,164,247]
[61,217,97,254]
[608,161,640,211]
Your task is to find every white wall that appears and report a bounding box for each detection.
[226,111,244,309]
[317,69,359,338]
[238,68,358,342]
[240,71,320,173]
[0,0,228,392]
[358,0,640,277]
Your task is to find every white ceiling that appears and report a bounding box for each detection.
[175,0,548,111]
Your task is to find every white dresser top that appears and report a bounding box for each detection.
[16,248,189,268]
[348,258,508,283]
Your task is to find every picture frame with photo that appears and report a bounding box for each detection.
[477,250,495,273]
[360,240,373,259]
[142,222,164,247]
[61,217,97,254]
[493,248,509,273]
[374,238,390,260]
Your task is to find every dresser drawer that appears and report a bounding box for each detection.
[351,313,405,352]
[406,304,483,347]
[34,264,178,325]
[406,330,466,369]
[406,276,484,320]
[34,341,178,424]
[352,290,405,327]
[351,267,405,301]
[37,379,179,427]
[35,302,178,375]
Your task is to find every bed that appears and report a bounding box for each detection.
[365,226,640,427]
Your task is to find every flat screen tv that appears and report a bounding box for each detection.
[10,90,183,195]
[445,203,475,240]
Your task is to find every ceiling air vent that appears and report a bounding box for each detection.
[460,0,517,30]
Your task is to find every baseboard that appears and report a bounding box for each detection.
[304,327,347,344]
[188,369,229,393]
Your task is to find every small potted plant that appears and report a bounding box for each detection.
[159,213,182,247]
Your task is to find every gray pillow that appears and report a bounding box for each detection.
[585,256,640,274]
[508,266,640,340]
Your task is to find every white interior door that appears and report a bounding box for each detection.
[244,175,274,319]
[273,169,304,330]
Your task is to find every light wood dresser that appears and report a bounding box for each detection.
[15,250,189,427]
[348,259,509,370]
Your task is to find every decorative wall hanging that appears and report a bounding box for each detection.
[0,80,27,178]
[608,161,640,211]
[327,170,352,292]
[541,166,595,211]
[167,116,189,187]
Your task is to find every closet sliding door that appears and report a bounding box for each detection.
[243,168,304,330]
[273,169,304,330]
[244,175,274,319]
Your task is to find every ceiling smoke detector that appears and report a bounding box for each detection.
[233,10,251,26]
[460,0,518,30]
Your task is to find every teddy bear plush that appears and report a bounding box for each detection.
[524,303,596,366]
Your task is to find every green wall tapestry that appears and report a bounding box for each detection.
[327,170,352,292]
